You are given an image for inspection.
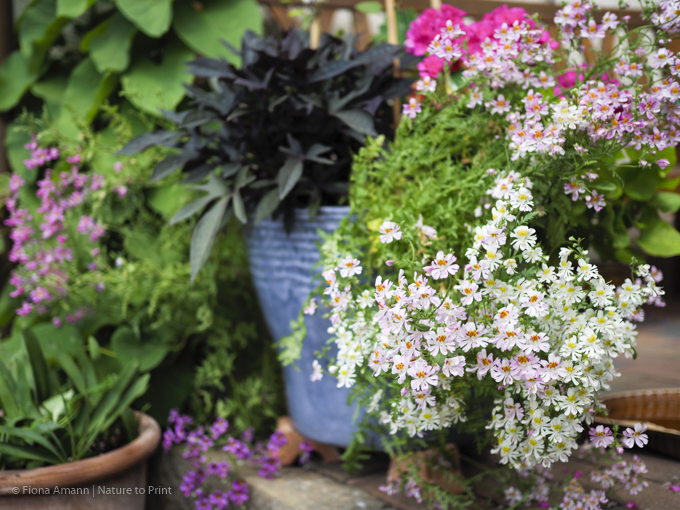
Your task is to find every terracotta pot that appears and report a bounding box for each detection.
[0,412,161,509]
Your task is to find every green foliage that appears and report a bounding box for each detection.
[120,38,195,115]
[0,0,263,142]
[0,328,148,470]
[0,52,40,112]
[3,109,283,432]
[121,30,413,279]
[116,0,173,37]
[173,0,262,64]
[355,1,383,14]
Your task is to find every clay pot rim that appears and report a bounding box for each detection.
[0,412,161,495]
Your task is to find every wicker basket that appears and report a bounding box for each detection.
[594,389,680,460]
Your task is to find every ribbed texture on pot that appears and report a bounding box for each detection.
[246,207,349,304]
[245,206,358,446]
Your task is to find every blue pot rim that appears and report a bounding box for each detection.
[248,205,351,228]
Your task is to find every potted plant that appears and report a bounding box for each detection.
[119,29,413,446]
[286,1,680,504]
[0,329,159,509]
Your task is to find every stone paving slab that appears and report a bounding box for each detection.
[245,467,393,510]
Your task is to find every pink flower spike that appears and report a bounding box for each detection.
[669,484,680,492]
[386,260,394,266]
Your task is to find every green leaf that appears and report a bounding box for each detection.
[102,374,149,432]
[53,351,86,394]
[592,180,617,193]
[56,0,95,18]
[233,191,246,224]
[56,58,119,137]
[332,109,377,136]
[0,359,20,419]
[4,123,33,174]
[190,196,229,282]
[355,1,383,13]
[88,336,101,361]
[121,38,194,115]
[277,157,303,199]
[84,361,139,453]
[31,75,68,119]
[117,130,183,155]
[620,166,660,202]
[87,13,137,73]
[657,176,680,191]
[173,0,262,65]
[23,329,51,403]
[0,52,41,111]
[171,194,217,224]
[637,218,680,257]
[110,326,168,372]
[115,0,173,37]
[151,151,195,182]
[18,0,70,72]
[255,189,280,223]
[147,184,189,220]
[652,191,680,213]
[0,425,66,464]
[0,443,61,465]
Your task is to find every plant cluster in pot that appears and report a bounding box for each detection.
[0,330,160,509]
[298,0,680,505]
[120,29,414,447]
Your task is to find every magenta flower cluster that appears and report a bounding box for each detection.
[6,137,105,320]
[163,410,289,509]
[405,5,553,78]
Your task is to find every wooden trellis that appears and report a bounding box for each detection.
[258,0,647,51]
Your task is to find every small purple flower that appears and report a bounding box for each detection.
[207,461,230,478]
[227,480,249,505]
[657,158,670,169]
[589,425,614,448]
[299,441,313,465]
[90,224,105,242]
[223,438,250,460]
[78,216,95,234]
[564,178,585,201]
[91,173,104,191]
[210,418,229,439]
[208,490,229,509]
[29,286,51,304]
[16,302,33,316]
[9,175,25,193]
[585,190,606,212]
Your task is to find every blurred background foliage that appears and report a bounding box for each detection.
[0,0,284,433]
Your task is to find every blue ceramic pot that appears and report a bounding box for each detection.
[244,206,359,446]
